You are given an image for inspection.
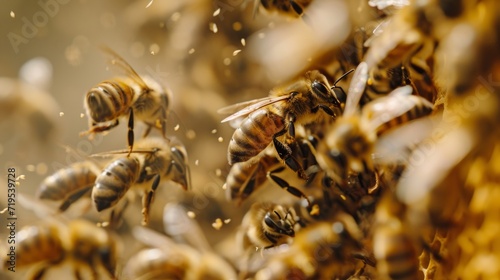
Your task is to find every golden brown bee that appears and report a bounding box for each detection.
[81,47,171,155]
[91,137,191,225]
[253,0,312,18]
[254,213,374,280]
[373,192,422,280]
[1,219,119,280]
[126,206,237,280]
[224,133,321,205]
[220,70,349,178]
[37,161,101,212]
[316,62,434,184]
[239,202,302,250]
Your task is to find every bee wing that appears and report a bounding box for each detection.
[99,45,149,90]
[132,226,179,249]
[163,203,211,252]
[373,115,438,165]
[343,62,368,117]
[396,126,475,205]
[363,85,417,130]
[219,95,291,123]
[90,148,156,158]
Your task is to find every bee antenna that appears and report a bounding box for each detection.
[333,69,355,86]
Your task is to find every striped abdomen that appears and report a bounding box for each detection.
[225,157,275,201]
[376,95,433,136]
[374,227,421,280]
[228,109,285,165]
[37,162,98,201]
[14,224,64,267]
[92,157,140,212]
[85,79,136,123]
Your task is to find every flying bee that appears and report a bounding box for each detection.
[239,202,302,250]
[254,213,374,280]
[316,62,434,185]
[81,47,171,155]
[220,70,352,179]
[37,161,102,212]
[5,194,120,280]
[253,0,312,18]
[91,137,191,225]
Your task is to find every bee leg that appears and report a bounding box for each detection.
[142,124,153,138]
[273,137,308,179]
[127,108,135,157]
[30,264,50,280]
[267,167,311,206]
[317,104,337,118]
[73,267,84,280]
[80,120,120,137]
[141,174,161,226]
[109,197,130,229]
[58,185,93,212]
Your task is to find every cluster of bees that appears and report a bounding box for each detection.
[3,0,500,279]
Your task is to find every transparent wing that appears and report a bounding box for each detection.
[90,148,156,158]
[373,115,437,165]
[99,45,149,90]
[132,226,179,249]
[343,62,368,117]
[163,203,211,252]
[363,85,416,130]
[219,94,291,123]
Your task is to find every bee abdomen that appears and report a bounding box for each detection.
[92,157,140,212]
[377,96,433,136]
[228,110,285,165]
[38,163,97,201]
[375,232,420,280]
[15,225,64,267]
[85,80,135,122]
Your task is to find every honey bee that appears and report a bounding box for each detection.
[81,47,171,155]
[126,205,237,280]
[225,154,278,204]
[92,137,191,225]
[254,213,374,279]
[239,202,302,250]
[373,192,422,280]
[224,134,320,205]
[316,62,434,184]
[4,220,119,280]
[37,161,101,212]
[220,70,349,177]
[253,0,312,18]
[6,195,120,280]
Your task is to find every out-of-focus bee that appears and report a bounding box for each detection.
[253,0,312,18]
[220,70,350,176]
[2,220,119,280]
[81,47,171,154]
[373,192,422,280]
[125,204,237,280]
[316,62,434,184]
[239,202,302,250]
[92,137,190,225]
[37,161,101,212]
[5,194,120,280]
[254,213,374,279]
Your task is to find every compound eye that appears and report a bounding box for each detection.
[332,87,346,105]
[313,80,340,107]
